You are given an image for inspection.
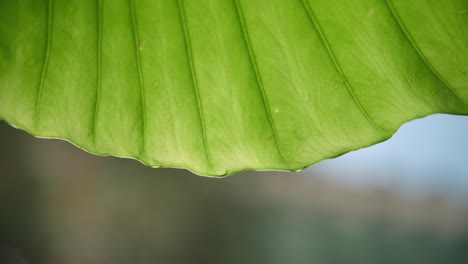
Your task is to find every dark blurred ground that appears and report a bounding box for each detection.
[0,121,467,264]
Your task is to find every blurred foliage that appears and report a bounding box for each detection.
[1,121,467,263]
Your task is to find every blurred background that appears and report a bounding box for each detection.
[0,114,467,264]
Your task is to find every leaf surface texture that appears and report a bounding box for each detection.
[1,0,467,176]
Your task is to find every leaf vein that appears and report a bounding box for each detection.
[92,0,103,146]
[177,0,212,165]
[233,0,286,162]
[300,0,385,131]
[35,0,54,127]
[384,0,468,106]
[130,0,147,156]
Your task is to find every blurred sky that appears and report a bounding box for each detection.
[306,114,468,202]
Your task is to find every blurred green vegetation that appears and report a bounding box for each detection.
[1,121,467,264]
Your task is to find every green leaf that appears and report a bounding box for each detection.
[1,0,467,176]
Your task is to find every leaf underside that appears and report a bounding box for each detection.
[1,0,467,176]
